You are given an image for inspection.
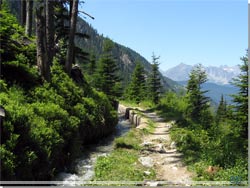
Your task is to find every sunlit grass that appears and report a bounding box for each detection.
[94,127,156,181]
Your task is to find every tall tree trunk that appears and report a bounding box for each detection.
[21,0,26,26]
[65,0,78,74]
[36,0,50,81]
[45,0,55,66]
[25,0,33,36]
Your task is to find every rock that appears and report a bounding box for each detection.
[141,150,151,155]
[172,166,178,170]
[144,171,151,175]
[140,141,153,147]
[154,143,166,153]
[170,141,176,149]
[139,157,154,167]
[146,181,159,186]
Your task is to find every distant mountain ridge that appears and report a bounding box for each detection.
[163,63,240,85]
[75,17,182,92]
[178,81,238,104]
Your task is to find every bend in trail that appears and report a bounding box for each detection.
[136,109,194,185]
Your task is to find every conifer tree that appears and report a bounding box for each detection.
[65,0,78,74]
[148,54,162,104]
[89,51,97,75]
[231,54,248,138]
[25,0,33,36]
[186,64,211,127]
[95,38,122,101]
[126,61,146,103]
[216,94,227,123]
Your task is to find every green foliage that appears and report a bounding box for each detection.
[186,64,212,128]
[94,38,122,101]
[147,54,162,104]
[95,149,155,181]
[156,92,188,121]
[95,127,156,181]
[158,59,247,182]
[0,59,118,180]
[0,8,35,63]
[115,130,142,150]
[126,61,146,103]
[2,60,40,89]
[215,95,227,124]
[89,52,97,75]
[231,54,248,138]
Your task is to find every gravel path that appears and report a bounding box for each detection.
[137,111,194,186]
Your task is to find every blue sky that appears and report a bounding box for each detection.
[81,0,247,70]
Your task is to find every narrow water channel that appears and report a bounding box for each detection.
[55,115,132,186]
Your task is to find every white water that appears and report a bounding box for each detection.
[55,117,131,186]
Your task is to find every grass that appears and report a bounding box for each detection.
[141,120,156,134]
[93,124,156,181]
[120,100,155,110]
[114,129,143,150]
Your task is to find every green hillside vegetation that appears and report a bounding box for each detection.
[0,0,248,183]
[0,4,117,180]
[155,62,248,182]
[74,16,181,92]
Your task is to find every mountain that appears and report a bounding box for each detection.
[163,63,240,85]
[75,17,182,92]
[6,0,182,93]
[178,81,238,104]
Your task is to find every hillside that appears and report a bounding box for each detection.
[75,17,181,92]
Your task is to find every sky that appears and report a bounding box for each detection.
[80,0,247,71]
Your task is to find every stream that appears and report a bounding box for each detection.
[55,115,132,186]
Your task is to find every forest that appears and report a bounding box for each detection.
[0,0,248,184]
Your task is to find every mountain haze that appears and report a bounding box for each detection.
[163,63,240,85]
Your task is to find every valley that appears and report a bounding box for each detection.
[0,0,247,186]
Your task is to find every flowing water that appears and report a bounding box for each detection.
[55,116,131,186]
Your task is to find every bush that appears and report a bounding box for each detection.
[2,60,40,89]
[156,92,188,121]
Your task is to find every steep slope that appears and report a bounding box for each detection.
[75,17,181,92]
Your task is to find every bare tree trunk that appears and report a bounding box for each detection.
[36,0,50,81]
[45,0,55,66]
[21,0,26,26]
[65,0,78,74]
[25,0,33,36]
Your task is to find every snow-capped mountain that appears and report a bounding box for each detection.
[162,63,240,85]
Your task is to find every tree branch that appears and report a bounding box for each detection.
[78,10,94,20]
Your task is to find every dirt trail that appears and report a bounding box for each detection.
[137,110,193,185]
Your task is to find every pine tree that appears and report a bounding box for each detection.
[36,0,50,81]
[216,94,227,123]
[25,0,33,36]
[65,0,78,74]
[231,54,248,138]
[186,64,211,127]
[35,0,56,81]
[126,61,146,103]
[95,38,122,101]
[89,51,97,75]
[148,54,162,104]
